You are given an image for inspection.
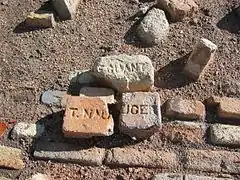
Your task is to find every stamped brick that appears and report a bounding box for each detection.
[184,38,217,80]
[210,124,240,146]
[34,142,105,166]
[25,12,56,28]
[105,148,177,168]
[165,98,205,121]
[63,96,114,138]
[79,87,115,104]
[119,92,161,139]
[0,145,25,169]
[217,97,240,119]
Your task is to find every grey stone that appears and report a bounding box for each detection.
[92,54,154,92]
[119,92,161,139]
[137,8,169,45]
[41,90,66,106]
[25,12,56,28]
[184,175,233,180]
[34,142,105,166]
[152,173,183,180]
[210,124,240,146]
[52,0,80,20]
[11,122,45,139]
[68,69,97,85]
[184,38,217,80]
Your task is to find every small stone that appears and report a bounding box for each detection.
[11,122,45,139]
[137,8,169,45]
[165,98,205,121]
[0,145,25,169]
[92,54,154,92]
[62,96,114,138]
[41,90,66,107]
[210,124,240,146]
[34,142,105,166]
[52,0,80,20]
[68,69,97,85]
[156,0,199,22]
[217,97,240,119]
[79,87,115,104]
[119,92,162,140]
[27,173,50,180]
[184,38,217,80]
[184,175,232,180]
[25,12,56,28]
[152,173,183,180]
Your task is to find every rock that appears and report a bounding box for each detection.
[156,0,199,22]
[34,142,105,166]
[25,12,56,28]
[184,38,217,80]
[217,97,240,119]
[79,87,115,104]
[92,54,154,92]
[62,96,114,138]
[68,69,97,85]
[184,175,232,180]
[52,0,80,20]
[11,122,45,139]
[0,145,25,169]
[27,173,50,180]
[137,8,169,45]
[105,148,177,168]
[119,92,162,139]
[41,90,66,107]
[165,98,205,121]
[152,173,183,180]
[210,124,240,146]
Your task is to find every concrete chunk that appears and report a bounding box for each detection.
[25,12,56,28]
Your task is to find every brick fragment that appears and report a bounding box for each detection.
[119,92,162,140]
[184,38,217,80]
[165,98,205,121]
[0,145,25,169]
[25,12,56,28]
[63,96,114,138]
[217,97,240,119]
[105,148,177,168]
[34,142,105,166]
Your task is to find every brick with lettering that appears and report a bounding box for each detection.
[119,92,161,139]
[62,96,114,138]
[92,54,154,92]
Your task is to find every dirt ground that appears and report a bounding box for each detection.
[0,0,240,179]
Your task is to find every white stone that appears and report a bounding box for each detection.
[12,122,45,139]
[27,173,50,180]
[137,8,169,45]
[68,69,97,84]
[25,12,56,28]
[92,54,154,92]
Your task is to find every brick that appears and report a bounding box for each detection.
[105,148,177,168]
[217,97,240,119]
[184,38,217,80]
[186,149,240,174]
[165,98,205,121]
[68,69,97,85]
[0,145,25,169]
[210,124,240,146]
[119,92,161,140]
[62,96,114,138]
[184,175,233,180]
[79,87,115,104]
[52,0,80,20]
[152,173,183,180]
[92,54,154,92]
[25,12,56,28]
[34,142,105,166]
[156,0,199,22]
[41,90,66,107]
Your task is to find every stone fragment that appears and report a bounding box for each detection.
[11,122,45,139]
[137,8,169,45]
[156,0,199,22]
[210,124,240,146]
[34,142,105,166]
[184,38,217,80]
[217,97,240,119]
[68,69,97,85]
[25,12,56,28]
[184,174,232,180]
[41,90,66,107]
[119,92,161,139]
[165,98,205,121]
[0,145,25,169]
[152,173,183,180]
[92,54,154,92]
[62,96,114,138]
[79,87,115,104]
[52,0,80,20]
[105,148,177,168]
[27,173,50,180]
